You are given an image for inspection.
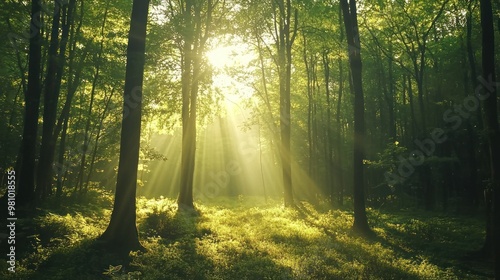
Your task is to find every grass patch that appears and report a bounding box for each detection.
[0,191,493,279]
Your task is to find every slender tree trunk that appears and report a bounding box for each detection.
[76,80,96,191]
[255,35,279,142]
[460,30,480,211]
[387,46,396,139]
[55,113,69,198]
[323,52,334,203]
[178,0,214,209]
[179,0,195,209]
[401,75,409,145]
[37,0,61,199]
[466,0,493,256]
[414,68,427,134]
[336,57,345,207]
[99,0,149,252]
[37,0,76,199]
[312,58,320,186]
[86,89,115,189]
[407,75,418,139]
[303,36,313,179]
[479,0,500,274]
[18,0,43,207]
[340,0,371,234]
[275,0,296,207]
[336,5,345,207]
[257,118,267,201]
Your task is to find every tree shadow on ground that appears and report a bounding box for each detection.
[295,201,493,279]
[293,202,433,279]
[368,210,494,278]
[6,238,131,280]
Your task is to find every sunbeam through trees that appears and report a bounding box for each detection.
[0,0,499,278]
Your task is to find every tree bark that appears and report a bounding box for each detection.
[479,0,500,275]
[99,0,149,253]
[340,0,371,234]
[177,0,214,210]
[18,0,43,208]
[274,0,296,207]
[387,45,396,139]
[37,0,77,199]
[460,10,481,211]
[323,51,334,203]
[303,35,313,180]
[406,75,418,141]
[336,5,345,206]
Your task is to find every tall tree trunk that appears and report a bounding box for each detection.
[336,5,345,207]
[400,75,409,145]
[336,56,345,206]
[303,35,313,179]
[255,34,279,143]
[275,0,297,207]
[54,25,87,197]
[414,68,427,134]
[377,53,387,149]
[479,0,500,274]
[55,112,69,198]
[18,0,43,207]
[323,51,334,203]
[99,0,149,252]
[460,24,480,211]
[54,50,88,196]
[179,0,195,209]
[37,0,76,199]
[258,118,267,201]
[406,75,418,140]
[467,0,493,256]
[340,0,371,234]
[178,0,214,209]
[387,45,396,140]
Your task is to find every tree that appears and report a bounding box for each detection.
[275,0,298,207]
[76,1,111,192]
[174,0,218,209]
[18,0,43,207]
[362,0,451,210]
[99,0,150,252]
[37,0,76,199]
[479,0,500,275]
[340,0,371,234]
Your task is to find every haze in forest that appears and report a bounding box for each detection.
[0,0,499,278]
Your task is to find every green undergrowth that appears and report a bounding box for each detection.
[0,190,493,279]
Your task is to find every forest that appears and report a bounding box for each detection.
[0,0,499,279]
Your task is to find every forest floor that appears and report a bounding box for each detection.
[0,189,494,279]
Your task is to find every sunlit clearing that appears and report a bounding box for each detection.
[194,109,282,201]
[137,37,325,203]
[132,198,469,279]
[140,100,325,204]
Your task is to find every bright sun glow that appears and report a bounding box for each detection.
[206,43,254,70]
[205,41,257,113]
